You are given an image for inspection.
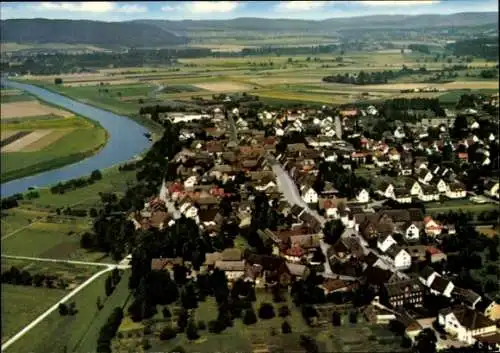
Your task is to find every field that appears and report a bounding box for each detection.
[1,285,67,344]
[5,270,132,353]
[17,51,497,113]
[0,89,109,182]
[115,290,405,353]
[0,100,74,120]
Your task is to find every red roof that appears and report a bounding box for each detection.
[426,246,443,255]
[286,246,305,257]
[458,153,468,160]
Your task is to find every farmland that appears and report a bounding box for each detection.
[0,88,108,182]
[16,51,498,114]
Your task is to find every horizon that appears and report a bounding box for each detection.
[1,1,498,22]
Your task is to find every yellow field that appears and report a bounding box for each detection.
[1,130,54,152]
[62,79,139,87]
[21,129,74,152]
[0,101,74,119]
[355,81,499,91]
[192,81,253,92]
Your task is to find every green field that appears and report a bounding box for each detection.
[0,93,37,103]
[1,127,108,182]
[1,284,68,344]
[5,270,132,353]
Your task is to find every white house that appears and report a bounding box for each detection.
[378,182,395,199]
[394,127,406,139]
[394,188,412,204]
[377,234,398,253]
[301,186,319,204]
[417,169,433,185]
[255,180,277,192]
[470,120,480,130]
[403,223,420,241]
[408,180,423,196]
[436,179,449,194]
[446,182,467,199]
[429,276,455,297]
[484,180,499,199]
[179,201,198,219]
[385,245,412,270]
[419,185,440,202]
[183,175,198,189]
[169,113,209,123]
[424,216,442,237]
[356,189,370,203]
[419,267,439,287]
[438,306,497,345]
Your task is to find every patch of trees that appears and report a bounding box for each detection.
[97,307,124,353]
[1,193,24,210]
[118,161,139,172]
[58,302,77,316]
[322,66,428,85]
[314,161,370,199]
[50,169,103,194]
[446,37,499,60]
[480,69,498,79]
[1,266,69,289]
[241,44,338,56]
[105,269,122,296]
[408,44,430,54]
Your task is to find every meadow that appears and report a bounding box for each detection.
[0,88,109,182]
[18,51,498,115]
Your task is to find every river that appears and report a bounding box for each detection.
[1,80,153,198]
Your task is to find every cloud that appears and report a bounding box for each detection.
[360,1,439,6]
[183,1,240,14]
[275,1,330,12]
[31,2,146,14]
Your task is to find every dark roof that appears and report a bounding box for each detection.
[363,252,380,267]
[430,276,451,293]
[419,266,436,279]
[386,244,404,259]
[440,306,496,330]
[452,287,482,307]
[475,297,495,313]
[363,265,392,286]
[290,204,305,217]
[245,253,284,271]
[385,279,424,297]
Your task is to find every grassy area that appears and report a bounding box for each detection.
[1,284,67,344]
[0,93,37,103]
[117,290,405,353]
[1,125,108,182]
[427,199,497,215]
[1,166,136,261]
[5,270,132,353]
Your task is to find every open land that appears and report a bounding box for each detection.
[0,90,108,182]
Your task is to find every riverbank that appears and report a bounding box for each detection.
[13,79,164,137]
[1,87,110,183]
[1,80,152,197]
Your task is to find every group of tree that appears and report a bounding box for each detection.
[50,169,102,194]
[1,266,67,289]
[97,307,124,353]
[58,302,77,316]
[446,37,499,60]
[105,269,122,296]
[314,161,370,199]
[1,193,24,210]
[322,66,428,85]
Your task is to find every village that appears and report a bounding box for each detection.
[127,91,500,351]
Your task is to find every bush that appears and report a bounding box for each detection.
[186,320,200,340]
[141,338,151,350]
[162,307,171,319]
[349,310,358,324]
[258,302,275,320]
[160,326,177,341]
[197,320,206,330]
[281,320,292,334]
[208,319,224,333]
[278,305,290,318]
[58,303,68,316]
[243,308,258,325]
[332,311,341,326]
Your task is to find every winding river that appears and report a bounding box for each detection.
[1,80,153,198]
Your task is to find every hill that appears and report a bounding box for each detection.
[0,19,187,47]
[137,12,498,35]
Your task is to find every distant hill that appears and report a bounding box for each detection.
[0,19,187,47]
[137,12,499,34]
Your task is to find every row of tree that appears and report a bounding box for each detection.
[1,266,68,289]
[97,307,124,353]
[50,169,102,194]
[322,67,428,85]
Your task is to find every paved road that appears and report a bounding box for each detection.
[1,254,130,269]
[226,110,238,142]
[1,266,114,351]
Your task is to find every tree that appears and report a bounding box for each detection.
[258,302,275,320]
[105,275,114,296]
[58,303,69,316]
[323,219,345,245]
[54,78,63,85]
[91,169,102,180]
[111,268,121,286]
[160,326,177,340]
[415,328,437,353]
[197,320,206,330]
[208,319,224,333]
[243,308,258,325]
[162,307,171,319]
[89,208,98,218]
[68,302,77,315]
[169,346,186,353]
[186,320,200,341]
[332,311,341,326]
[300,335,319,353]
[281,320,292,334]
[141,338,151,350]
[401,335,412,348]
[349,310,358,324]
[97,296,103,310]
[278,305,290,318]
[177,308,188,332]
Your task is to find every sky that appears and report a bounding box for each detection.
[1,1,498,21]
